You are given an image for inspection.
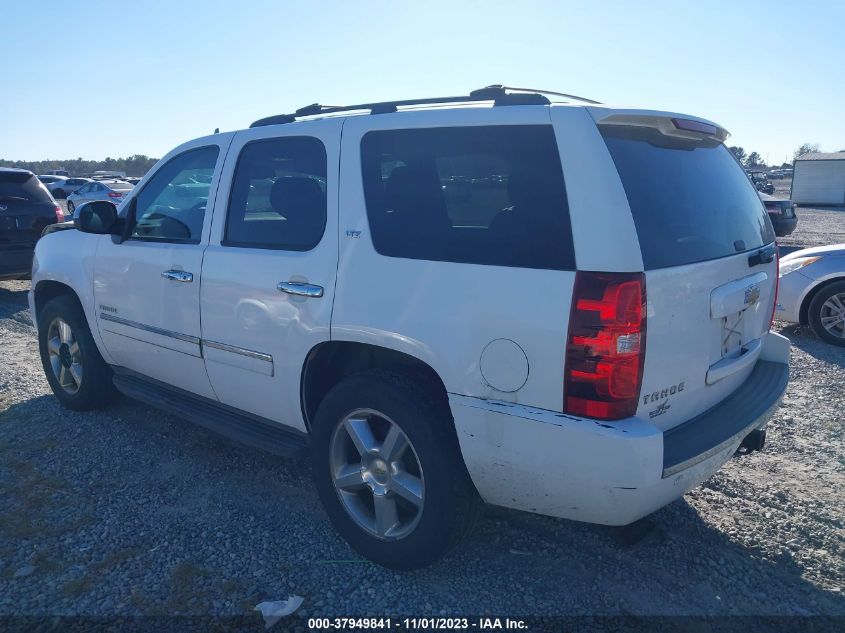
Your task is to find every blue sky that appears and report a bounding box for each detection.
[2,0,843,163]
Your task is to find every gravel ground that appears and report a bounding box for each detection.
[770,178,845,249]
[1,206,844,626]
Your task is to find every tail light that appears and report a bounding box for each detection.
[54,205,65,222]
[564,272,646,420]
[108,191,123,198]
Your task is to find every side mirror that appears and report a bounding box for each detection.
[74,201,120,234]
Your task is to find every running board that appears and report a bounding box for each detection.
[111,368,309,459]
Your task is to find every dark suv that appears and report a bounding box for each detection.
[0,168,64,280]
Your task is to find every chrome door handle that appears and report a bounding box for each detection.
[277,281,323,298]
[161,270,194,283]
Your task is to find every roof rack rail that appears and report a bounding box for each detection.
[249,85,598,128]
[479,84,601,105]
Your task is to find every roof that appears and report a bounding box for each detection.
[795,152,845,161]
[0,167,33,174]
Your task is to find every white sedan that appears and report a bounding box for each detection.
[776,244,845,346]
[66,180,134,217]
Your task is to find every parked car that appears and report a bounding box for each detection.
[776,244,845,346]
[759,192,798,237]
[29,86,790,569]
[46,169,70,177]
[748,171,775,194]
[38,175,66,186]
[0,168,64,280]
[50,177,92,199]
[66,180,134,216]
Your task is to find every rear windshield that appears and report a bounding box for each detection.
[0,171,54,203]
[600,125,775,269]
[109,182,134,190]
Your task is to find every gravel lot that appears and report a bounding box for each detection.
[771,178,845,250]
[1,204,844,626]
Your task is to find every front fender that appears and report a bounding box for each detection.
[31,230,115,365]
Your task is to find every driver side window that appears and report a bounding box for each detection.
[130,146,220,243]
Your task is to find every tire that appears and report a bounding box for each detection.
[37,295,116,410]
[67,200,75,215]
[54,189,66,199]
[808,281,845,347]
[311,369,479,570]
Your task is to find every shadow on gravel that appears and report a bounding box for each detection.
[778,324,845,369]
[0,284,31,315]
[2,390,843,620]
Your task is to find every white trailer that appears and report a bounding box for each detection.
[791,152,845,206]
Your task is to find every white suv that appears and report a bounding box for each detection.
[30,86,790,569]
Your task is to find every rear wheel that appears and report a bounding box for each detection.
[311,369,478,570]
[67,200,75,215]
[808,281,845,346]
[37,295,115,409]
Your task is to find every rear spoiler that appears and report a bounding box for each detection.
[587,108,730,143]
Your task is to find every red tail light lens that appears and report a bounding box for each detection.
[54,205,65,222]
[564,272,646,420]
[108,191,122,198]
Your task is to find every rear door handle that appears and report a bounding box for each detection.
[277,281,323,298]
[161,270,194,283]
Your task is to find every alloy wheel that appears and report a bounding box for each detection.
[819,293,845,339]
[329,409,425,540]
[46,317,83,394]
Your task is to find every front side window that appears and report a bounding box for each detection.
[224,136,327,251]
[361,125,574,270]
[130,146,219,243]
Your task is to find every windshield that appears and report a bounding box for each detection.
[600,125,775,269]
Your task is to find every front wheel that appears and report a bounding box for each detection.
[67,200,75,215]
[37,295,116,409]
[808,281,845,346]
[311,369,478,570]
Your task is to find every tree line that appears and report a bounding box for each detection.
[0,155,159,177]
[728,143,845,170]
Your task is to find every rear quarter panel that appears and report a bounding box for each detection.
[332,106,581,411]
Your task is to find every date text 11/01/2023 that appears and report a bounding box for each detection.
[307,617,528,630]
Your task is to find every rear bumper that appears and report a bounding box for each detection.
[451,332,789,525]
[771,216,798,237]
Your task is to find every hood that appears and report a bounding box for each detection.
[780,243,845,260]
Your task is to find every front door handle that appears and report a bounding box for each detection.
[161,270,194,283]
[277,281,323,298]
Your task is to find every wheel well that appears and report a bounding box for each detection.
[34,281,81,320]
[301,342,448,432]
[799,277,845,325]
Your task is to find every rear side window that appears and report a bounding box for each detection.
[225,136,327,251]
[0,171,53,203]
[600,125,775,269]
[361,125,574,270]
